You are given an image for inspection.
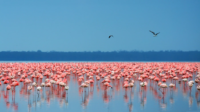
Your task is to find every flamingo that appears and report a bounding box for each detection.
[149,30,160,37]
[169,83,175,88]
[140,82,147,87]
[197,85,200,90]
[108,35,113,38]
[65,86,69,90]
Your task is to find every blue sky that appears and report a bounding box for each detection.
[0,0,200,52]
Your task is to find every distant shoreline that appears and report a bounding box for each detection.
[0,51,200,61]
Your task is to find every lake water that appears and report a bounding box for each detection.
[0,62,200,112]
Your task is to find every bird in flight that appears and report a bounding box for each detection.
[108,35,113,38]
[149,30,160,37]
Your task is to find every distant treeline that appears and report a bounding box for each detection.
[0,51,200,61]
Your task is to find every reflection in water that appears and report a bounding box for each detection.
[169,89,174,104]
[0,62,200,112]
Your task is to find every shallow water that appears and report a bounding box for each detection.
[0,62,200,112]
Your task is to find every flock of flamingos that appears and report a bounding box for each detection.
[0,62,200,111]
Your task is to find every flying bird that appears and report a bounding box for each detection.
[108,35,113,38]
[149,30,160,37]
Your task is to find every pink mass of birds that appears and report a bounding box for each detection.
[0,62,200,111]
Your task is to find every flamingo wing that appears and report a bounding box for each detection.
[149,30,155,35]
[156,32,160,35]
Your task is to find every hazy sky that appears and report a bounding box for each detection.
[0,0,200,52]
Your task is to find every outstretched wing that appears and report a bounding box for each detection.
[149,30,155,35]
[156,32,160,35]
[108,35,113,38]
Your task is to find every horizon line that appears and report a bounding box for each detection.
[0,50,200,52]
